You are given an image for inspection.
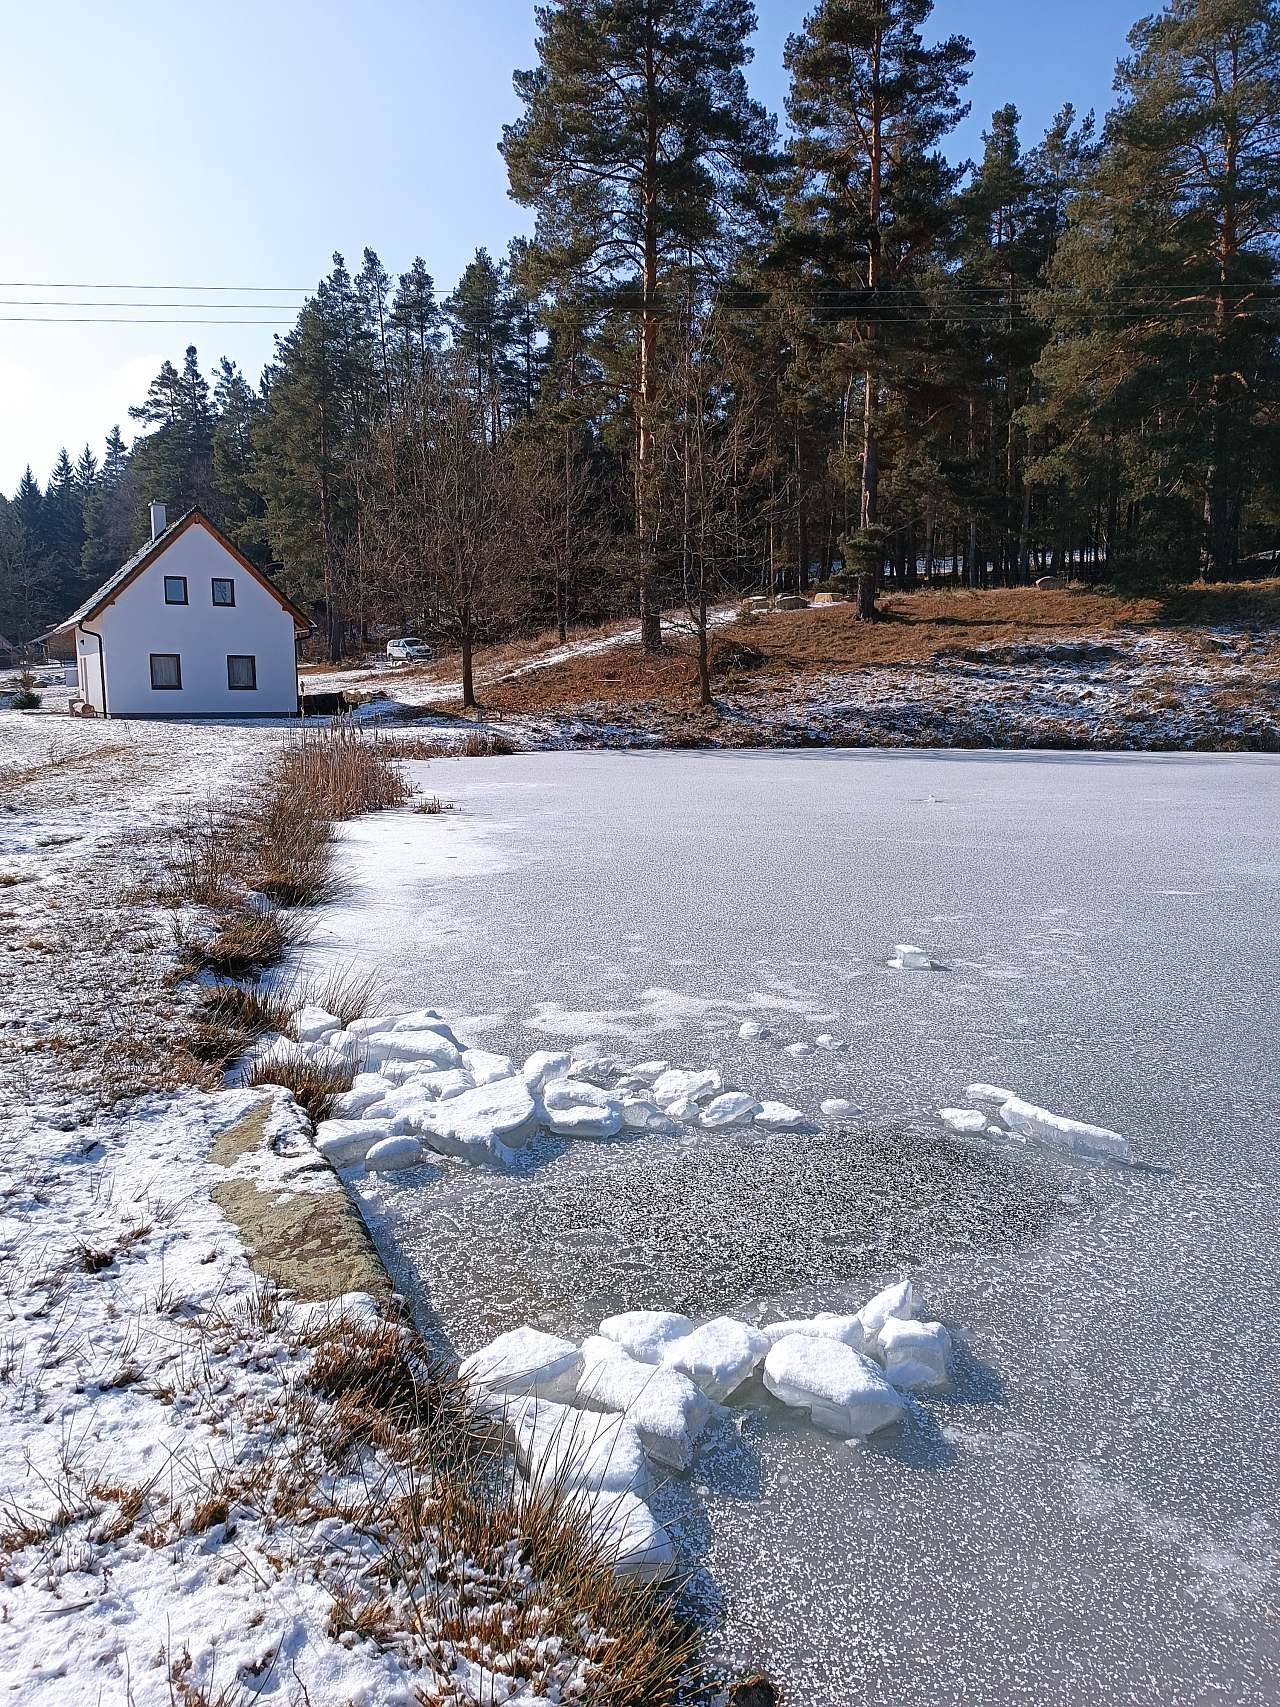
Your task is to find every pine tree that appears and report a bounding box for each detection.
[1031,0,1280,580]
[781,0,973,607]
[81,426,136,583]
[503,0,779,647]
[389,258,444,397]
[212,358,268,554]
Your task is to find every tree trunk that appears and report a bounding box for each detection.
[460,604,475,709]
[636,8,662,651]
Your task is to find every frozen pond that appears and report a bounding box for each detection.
[312,749,1280,1704]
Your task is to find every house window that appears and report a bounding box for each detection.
[212,577,235,607]
[150,653,182,690]
[227,654,257,691]
[163,576,188,605]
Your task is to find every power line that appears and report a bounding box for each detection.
[0,280,308,292]
[0,299,306,310]
[0,315,295,325]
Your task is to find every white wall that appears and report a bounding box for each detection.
[87,523,299,717]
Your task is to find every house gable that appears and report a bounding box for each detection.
[56,510,311,636]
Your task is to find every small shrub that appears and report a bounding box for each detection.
[9,671,41,711]
[414,794,455,815]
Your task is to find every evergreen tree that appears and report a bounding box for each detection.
[446,248,519,446]
[212,357,268,555]
[780,0,973,604]
[503,0,779,647]
[1030,0,1280,579]
[389,258,444,396]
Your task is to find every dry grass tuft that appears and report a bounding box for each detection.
[275,725,410,821]
[239,1047,355,1123]
[198,979,295,1039]
[413,794,455,815]
[389,729,516,759]
[198,907,302,979]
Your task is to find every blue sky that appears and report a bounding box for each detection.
[1,0,1135,494]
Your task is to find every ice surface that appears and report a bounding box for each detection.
[997,1094,1131,1162]
[599,1309,695,1364]
[660,1316,770,1402]
[763,1334,906,1438]
[939,1107,989,1133]
[415,1078,539,1164]
[577,1335,714,1468]
[460,1326,582,1402]
[363,1134,424,1172]
[783,1040,814,1056]
[878,1316,951,1390]
[699,1091,762,1128]
[309,749,1280,1706]
[653,1067,722,1105]
[508,1397,652,1500]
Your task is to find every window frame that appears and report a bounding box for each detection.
[211,576,235,608]
[226,653,257,692]
[163,575,188,605]
[149,652,182,691]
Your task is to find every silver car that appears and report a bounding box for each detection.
[386,637,433,662]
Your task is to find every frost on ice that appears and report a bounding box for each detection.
[888,943,938,970]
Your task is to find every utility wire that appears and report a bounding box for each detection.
[0,280,308,292]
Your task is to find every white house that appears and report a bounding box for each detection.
[56,504,310,718]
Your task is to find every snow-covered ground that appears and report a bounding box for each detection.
[301,748,1280,1704]
[2,715,692,1707]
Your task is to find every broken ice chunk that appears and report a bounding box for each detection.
[856,1278,918,1338]
[331,1071,396,1118]
[660,1316,770,1402]
[415,1078,538,1164]
[754,1101,814,1131]
[878,1317,951,1391]
[577,1336,713,1469]
[460,1326,582,1403]
[357,1027,463,1072]
[998,1095,1130,1162]
[522,1049,573,1090]
[783,1041,813,1057]
[699,1091,762,1128]
[938,1107,988,1134]
[761,1313,867,1352]
[965,1082,1016,1103]
[653,1067,723,1105]
[313,1117,392,1166]
[814,1034,847,1053]
[565,1488,675,1583]
[763,1335,905,1438]
[888,944,936,970]
[290,1005,342,1045]
[508,1398,652,1501]
[599,1310,695,1365]
[544,1102,624,1140]
[820,1098,863,1120]
[363,1135,424,1172]
[462,1048,515,1085]
[738,1019,770,1041]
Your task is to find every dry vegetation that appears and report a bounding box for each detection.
[463,582,1280,719]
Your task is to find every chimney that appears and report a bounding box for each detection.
[149,501,167,541]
